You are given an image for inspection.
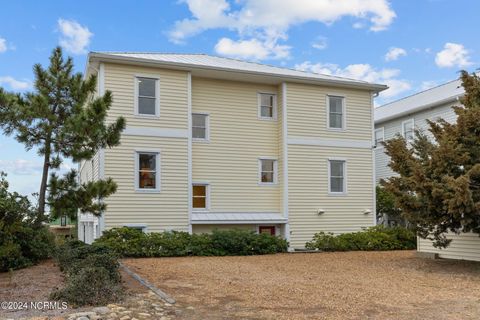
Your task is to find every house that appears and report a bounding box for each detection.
[78,52,386,249]
[374,78,480,262]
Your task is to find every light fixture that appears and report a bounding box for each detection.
[317,208,325,215]
[363,209,372,215]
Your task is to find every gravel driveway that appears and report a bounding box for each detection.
[123,251,480,320]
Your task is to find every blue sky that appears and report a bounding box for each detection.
[0,0,479,197]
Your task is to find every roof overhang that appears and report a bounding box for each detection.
[87,52,388,93]
[191,212,287,225]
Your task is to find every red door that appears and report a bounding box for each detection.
[259,226,276,236]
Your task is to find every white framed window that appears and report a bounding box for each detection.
[192,183,209,210]
[192,113,209,141]
[258,93,277,120]
[327,95,345,130]
[135,151,161,192]
[135,76,160,117]
[402,119,414,142]
[328,159,347,195]
[374,127,384,148]
[258,158,278,185]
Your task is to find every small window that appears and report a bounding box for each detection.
[136,152,160,191]
[60,216,67,227]
[328,95,345,129]
[192,113,209,140]
[402,119,414,142]
[259,158,277,184]
[193,184,208,209]
[329,160,346,194]
[258,93,276,119]
[374,128,384,148]
[259,226,276,236]
[136,77,159,116]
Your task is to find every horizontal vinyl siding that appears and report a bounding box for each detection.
[104,135,189,232]
[288,145,375,248]
[287,82,373,141]
[191,77,281,213]
[103,63,188,129]
[418,233,480,262]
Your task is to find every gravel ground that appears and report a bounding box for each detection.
[123,251,480,320]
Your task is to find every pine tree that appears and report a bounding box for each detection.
[0,47,125,223]
[382,71,480,248]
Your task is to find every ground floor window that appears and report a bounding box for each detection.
[258,226,276,236]
[193,184,208,210]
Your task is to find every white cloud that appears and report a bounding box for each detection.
[57,19,93,55]
[214,37,290,60]
[170,0,396,60]
[0,160,43,175]
[435,43,472,68]
[311,36,328,50]
[385,47,406,61]
[0,76,31,90]
[295,61,411,98]
[0,37,7,53]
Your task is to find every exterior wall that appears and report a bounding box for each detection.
[418,233,480,262]
[286,82,375,248]
[191,77,281,213]
[193,224,256,233]
[375,101,457,181]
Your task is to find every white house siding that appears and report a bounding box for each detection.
[418,233,480,262]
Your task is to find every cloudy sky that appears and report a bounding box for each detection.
[0,0,478,196]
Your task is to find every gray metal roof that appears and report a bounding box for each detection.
[89,52,387,91]
[191,212,287,224]
[375,78,464,123]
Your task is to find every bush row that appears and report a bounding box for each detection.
[305,226,416,251]
[94,227,288,257]
[50,240,123,306]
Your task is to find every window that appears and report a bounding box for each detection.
[259,158,277,184]
[193,184,208,210]
[60,216,67,227]
[259,226,276,236]
[135,76,159,116]
[136,152,160,191]
[258,93,277,119]
[124,225,147,232]
[402,119,414,142]
[374,128,384,148]
[192,113,209,141]
[329,160,346,194]
[328,95,345,129]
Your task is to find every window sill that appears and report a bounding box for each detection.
[327,127,346,132]
[193,139,210,143]
[192,209,209,212]
[135,188,161,193]
[258,117,277,121]
[328,192,348,197]
[134,114,160,119]
[258,182,278,186]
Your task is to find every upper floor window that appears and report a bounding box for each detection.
[374,128,384,148]
[259,158,278,185]
[402,119,414,142]
[327,95,345,130]
[329,159,346,194]
[135,76,159,116]
[192,113,209,141]
[135,151,160,192]
[258,93,277,120]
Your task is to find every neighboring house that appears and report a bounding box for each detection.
[49,215,76,239]
[375,79,480,262]
[78,52,386,249]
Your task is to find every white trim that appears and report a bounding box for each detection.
[192,220,287,225]
[401,118,415,141]
[192,182,210,211]
[326,94,346,131]
[134,150,161,193]
[374,127,385,149]
[328,158,347,196]
[187,72,193,234]
[134,74,160,117]
[123,126,188,138]
[258,157,278,185]
[192,112,210,142]
[371,93,377,226]
[282,83,290,245]
[257,92,278,121]
[123,223,148,232]
[288,137,371,149]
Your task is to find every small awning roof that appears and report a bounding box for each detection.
[191,212,287,224]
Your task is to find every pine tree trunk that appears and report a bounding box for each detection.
[37,139,51,224]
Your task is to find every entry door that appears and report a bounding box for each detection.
[259,226,276,236]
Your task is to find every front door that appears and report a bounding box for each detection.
[259,226,276,236]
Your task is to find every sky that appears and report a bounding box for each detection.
[0,0,479,197]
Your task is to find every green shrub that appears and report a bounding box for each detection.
[94,227,288,257]
[305,226,416,251]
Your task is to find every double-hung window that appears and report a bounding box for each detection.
[374,128,384,148]
[329,159,346,194]
[135,76,159,116]
[328,95,345,129]
[402,119,414,143]
[259,158,277,185]
[192,113,209,141]
[258,93,277,120]
[136,152,160,191]
[193,184,208,210]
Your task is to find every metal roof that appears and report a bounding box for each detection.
[375,78,464,124]
[191,212,287,224]
[88,52,387,91]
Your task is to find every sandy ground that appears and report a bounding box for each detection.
[123,251,480,320]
